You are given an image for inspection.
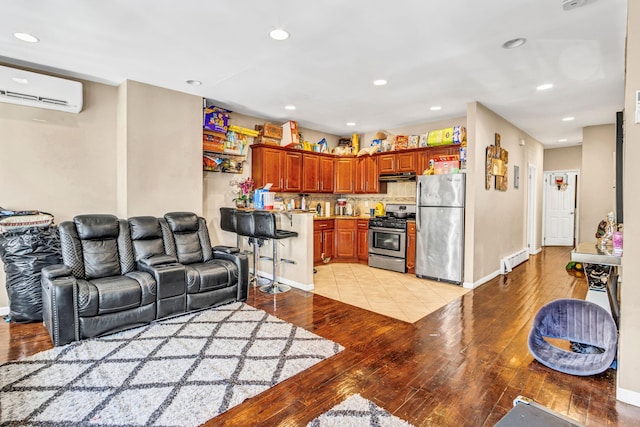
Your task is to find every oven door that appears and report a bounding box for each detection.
[368,226,406,259]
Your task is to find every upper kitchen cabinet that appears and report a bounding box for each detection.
[378,153,396,174]
[251,145,283,191]
[377,151,416,174]
[397,151,416,172]
[334,157,355,193]
[303,153,334,193]
[355,155,379,193]
[251,145,302,192]
[283,151,302,192]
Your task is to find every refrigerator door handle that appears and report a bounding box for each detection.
[416,181,421,231]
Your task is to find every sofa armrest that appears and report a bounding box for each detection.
[42,264,72,280]
[138,254,178,267]
[214,251,249,301]
[213,245,240,254]
[41,272,78,346]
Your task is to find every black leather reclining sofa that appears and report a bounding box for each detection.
[41,212,248,346]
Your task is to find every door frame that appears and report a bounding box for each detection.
[542,169,580,247]
[527,164,538,254]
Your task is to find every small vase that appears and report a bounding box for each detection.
[235,199,248,208]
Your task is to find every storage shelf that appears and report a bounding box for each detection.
[203,151,246,173]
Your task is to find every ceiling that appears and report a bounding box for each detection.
[0,0,628,148]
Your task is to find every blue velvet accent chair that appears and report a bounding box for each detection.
[528,298,618,376]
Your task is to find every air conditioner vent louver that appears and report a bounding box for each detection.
[0,65,83,113]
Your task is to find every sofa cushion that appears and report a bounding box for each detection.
[82,239,121,280]
[184,260,235,293]
[165,212,199,233]
[173,233,203,265]
[77,275,145,317]
[74,215,120,240]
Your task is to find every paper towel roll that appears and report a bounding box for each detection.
[325,202,331,218]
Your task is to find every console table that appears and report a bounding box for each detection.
[571,242,621,324]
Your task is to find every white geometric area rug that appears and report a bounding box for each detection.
[307,394,415,427]
[0,302,344,426]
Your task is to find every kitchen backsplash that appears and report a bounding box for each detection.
[280,181,417,215]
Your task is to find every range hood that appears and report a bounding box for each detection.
[378,172,417,182]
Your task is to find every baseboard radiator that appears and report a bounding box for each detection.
[500,248,530,274]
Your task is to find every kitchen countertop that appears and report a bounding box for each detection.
[314,215,371,220]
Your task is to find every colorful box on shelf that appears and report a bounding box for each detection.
[427,126,466,146]
[203,106,229,133]
[203,132,226,152]
[225,125,257,155]
[433,155,460,174]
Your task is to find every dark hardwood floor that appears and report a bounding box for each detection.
[2,247,640,426]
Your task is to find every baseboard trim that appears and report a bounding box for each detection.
[463,269,500,289]
[0,306,9,316]
[617,386,640,407]
[530,247,542,255]
[255,270,314,292]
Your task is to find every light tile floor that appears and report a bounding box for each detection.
[312,263,470,323]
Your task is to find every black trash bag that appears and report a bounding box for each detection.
[0,226,62,323]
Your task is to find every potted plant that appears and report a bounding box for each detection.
[231,176,254,208]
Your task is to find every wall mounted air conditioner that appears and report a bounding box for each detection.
[0,64,83,113]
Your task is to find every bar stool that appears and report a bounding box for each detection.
[219,207,239,248]
[252,211,298,294]
[234,210,267,287]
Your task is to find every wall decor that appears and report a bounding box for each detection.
[485,133,509,191]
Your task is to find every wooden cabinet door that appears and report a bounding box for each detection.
[283,151,302,192]
[335,220,356,259]
[416,149,430,175]
[357,220,369,263]
[313,229,323,264]
[378,154,396,174]
[302,153,319,193]
[334,157,355,193]
[319,156,334,193]
[364,156,379,193]
[323,229,334,261]
[252,146,283,191]
[356,156,380,193]
[397,151,416,173]
[406,221,416,274]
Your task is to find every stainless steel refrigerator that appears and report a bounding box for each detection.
[415,174,465,284]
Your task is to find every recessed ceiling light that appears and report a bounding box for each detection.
[186,80,202,86]
[346,122,356,126]
[269,29,290,41]
[284,105,296,110]
[536,83,553,91]
[13,32,39,43]
[558,138,568,142]
[430,106,442,111]
[502,37,526,49]
[373,79,388,86]
[11,77,29,84]
[562,116,575,122]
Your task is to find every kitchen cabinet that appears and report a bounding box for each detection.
[406,221,416,274]
[283,151,302,192]
[378,154,396,174]
[251,145,283,191]
[303,153,334,193]
[355,156,379,193]
[335,219,357,261]
[334,157,355,194]
[378,151,416,174]
[357,219,369,264]
[397,151,416,172]
[319,156,335,192]
[314,220,334,265]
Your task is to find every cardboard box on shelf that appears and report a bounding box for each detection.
[281,120,300,146]
[203,106,229,133]
[427,125,466,146]
[433,155,460,174]
[255,136,281,145]
[203,133,225,152]
[255,123,283,140]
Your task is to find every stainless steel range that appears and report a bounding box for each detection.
[368,203,416,273]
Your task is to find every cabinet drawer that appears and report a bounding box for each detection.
[314,219,334,230]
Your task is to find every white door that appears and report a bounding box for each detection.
[543,171,577,246]
[527,164,537,252]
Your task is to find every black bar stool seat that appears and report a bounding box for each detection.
[234,210,268,287]
[252,211,298,294]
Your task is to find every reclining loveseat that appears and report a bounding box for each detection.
[41,212,248,346]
